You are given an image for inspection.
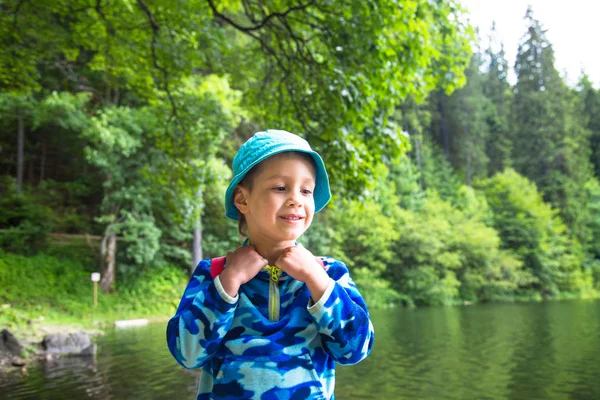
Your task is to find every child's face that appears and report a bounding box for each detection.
[238,153,316,244]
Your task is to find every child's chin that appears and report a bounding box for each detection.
[280,231,304,242]
[282,233,302,241]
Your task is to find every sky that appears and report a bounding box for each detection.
[459,0,600,88]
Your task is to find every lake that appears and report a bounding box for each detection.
[1,299,599,399]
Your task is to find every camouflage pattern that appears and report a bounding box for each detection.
[167,257,374,399]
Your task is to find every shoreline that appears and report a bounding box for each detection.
[0,314,171,374]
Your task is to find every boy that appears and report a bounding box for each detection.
[167,130,374,399]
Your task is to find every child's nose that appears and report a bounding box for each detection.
[286,192,303,207]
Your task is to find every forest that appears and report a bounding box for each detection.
[1,1,599,328]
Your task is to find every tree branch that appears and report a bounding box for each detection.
[12,0,27,31]
[136,0,181,125]
[206,0,313,32]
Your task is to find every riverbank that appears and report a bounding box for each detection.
[0,249,186,373]
[0,249,186,328]
[0,308,172,374]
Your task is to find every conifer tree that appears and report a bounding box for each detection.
[482,23,512,175]
[578,75,600,177]
[511,7,593,249]
[445,49,491,185]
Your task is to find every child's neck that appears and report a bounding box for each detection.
[247,237,296,265]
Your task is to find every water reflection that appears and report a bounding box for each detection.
[335,300,600,400]
[1,300,599,399]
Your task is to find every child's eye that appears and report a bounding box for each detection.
[302,189,313,195]
[273,186,286,191]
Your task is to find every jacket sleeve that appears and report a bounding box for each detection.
[307,258,375,365]
[166,258,238,369]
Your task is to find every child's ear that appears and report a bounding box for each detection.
[233,186,250,214]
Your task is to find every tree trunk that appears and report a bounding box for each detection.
[17,112,24,193]
[100,227,117,293]
[28,152,34,184]
[438,94,450,160]
[113,87,120,105]
[466,148,472,187]
[40,140,46,183]
[192,213,203,275]
[463,108,472,187]
[414,134,425,190]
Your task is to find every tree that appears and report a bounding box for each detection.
[511,7,593,248]
[443,50,491,185]
[578,75,600,177]
[385,189,528,306]
[482,23,512,175]
[477,169,593,295]
[83,75,244,291]
[0,93,35,192]
[1,1,475,290]
[1,0,473,195]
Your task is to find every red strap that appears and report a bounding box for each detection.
[210,256,226,279]
[210,255,325,279]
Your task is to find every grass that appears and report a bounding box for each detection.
[0,248,188,345]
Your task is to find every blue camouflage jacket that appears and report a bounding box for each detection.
[166,256,374,400]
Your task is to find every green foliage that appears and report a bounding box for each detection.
[482,26,512,175]
[415,134,462,202]
[298,210,335,260]
[0,250,187,325]
[436,52,492,182]
[387,191,529,306]
[329,199,399,273]
[302,198,402,308]
[34,91,92,131]
[2,1,599,312]
[112,264,188,316]
[476,169,593,295]
[350,267,402,309]
[0,251,90,309]
[0,177,54,253]
[579,75,600,178]
[83,75,245,270]
[388,155,427,212]
[400,267,461,307]
[0,0,473,197]
[511,8,594,249]
[0,304,33,334]
[197,157,240,258]
[301,165,404,307]
[584,178,600,289]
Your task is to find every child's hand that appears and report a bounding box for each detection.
[276,244,330,302]
[220,245,267,297]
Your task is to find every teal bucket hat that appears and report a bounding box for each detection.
[225,129,331,221]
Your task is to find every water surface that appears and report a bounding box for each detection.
[1,300,599,399]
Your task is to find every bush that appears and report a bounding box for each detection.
[0,250,188,325]
[476,169,592,295]
[115,264,188,315]
[386,191,530,306]
[0,186,54,254]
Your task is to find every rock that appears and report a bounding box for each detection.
[0,329,22,357]
[11,356,26,367]
[42,332,96,356]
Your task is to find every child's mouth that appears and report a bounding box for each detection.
[280,215,304,221]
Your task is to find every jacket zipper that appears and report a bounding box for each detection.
[264,265,281,322]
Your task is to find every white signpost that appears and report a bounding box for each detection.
[91,272,101,307]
